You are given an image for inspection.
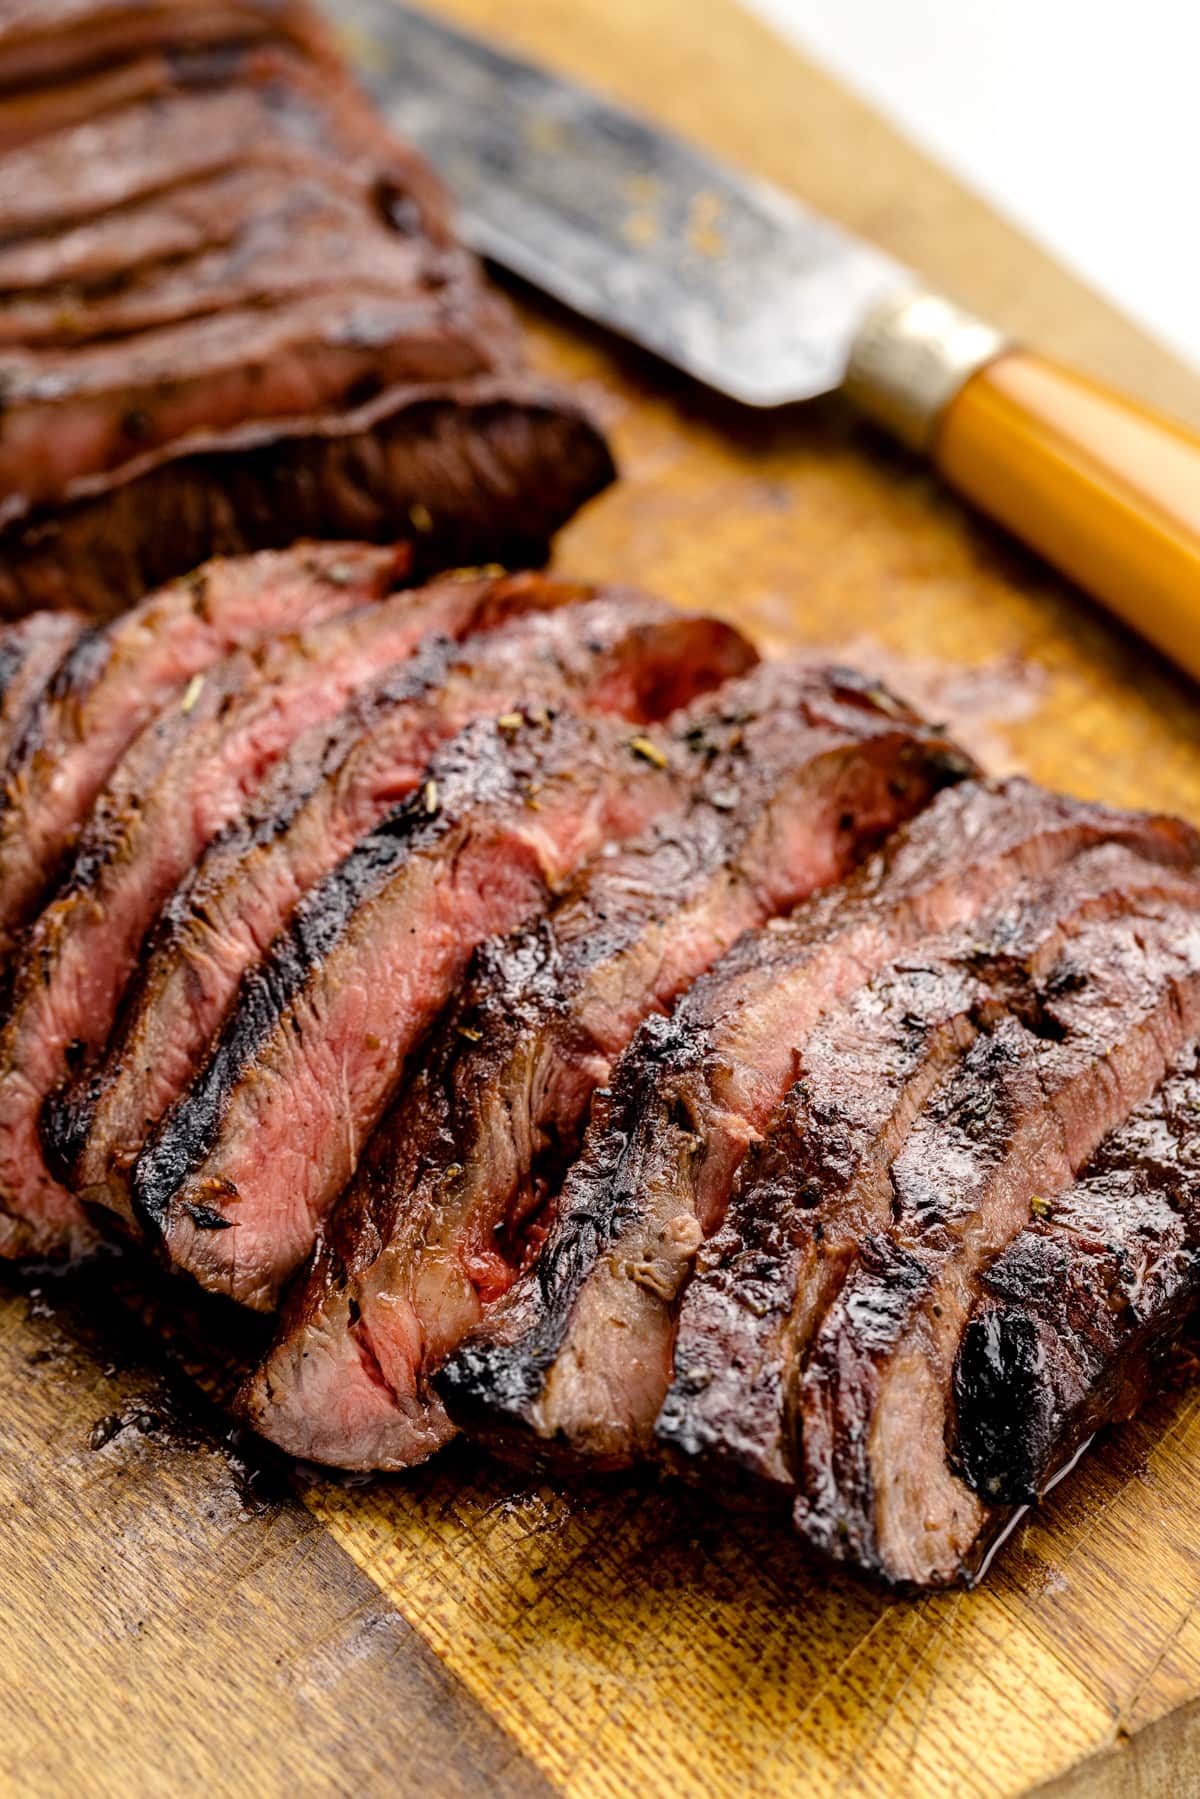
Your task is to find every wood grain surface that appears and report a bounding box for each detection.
[4,3,1200,1795]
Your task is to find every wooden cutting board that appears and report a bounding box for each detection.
[5,3,1200,1794]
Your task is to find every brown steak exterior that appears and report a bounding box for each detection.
[0,380,615,618]
[0,25,611,613]
[952,1046,1200,1511]
[794,893,1200,1587]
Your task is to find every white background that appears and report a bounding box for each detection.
[742,0,1200,371]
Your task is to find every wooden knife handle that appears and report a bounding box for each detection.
[936,351,1200,677]
[846,293,1200,680]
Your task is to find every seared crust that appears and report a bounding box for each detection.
[660,839,1200,1505]
[0,283,520,515]
[953,1046,1200,1509]
[0,174,472,347]
[0,21,611,612]
[0,48,415,246]
[0,1,334,92]
[794,890,1200,1587]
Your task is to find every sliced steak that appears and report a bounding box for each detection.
[60,590,752,1220]
[436,781,1200,1470]
[0,177,464,347]
[660,841,1200,1501]
[0,1,328,92]
[0,50,399,243]
[794,895,1200,1588]
[243,665,968,1469]
[0,570,530,1261]
[0,163,346,297]
[134,709,697,1311]
[0,609,85,773]
[0,46,250,155]
[0,378,616,618]
[0,283,521,515]
[953,1046,1200,1513]
[0,541,405,958]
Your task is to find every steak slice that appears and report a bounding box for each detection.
[953,1046,1200,1512]
[0,175,465,346]
[0,284,520,515]
[660,841,1200,1500]
[436,781,1199,1470]
[0,541,405,959]
[0,378,616,618]
[243,665,968,1469]
[0,49,403,243]
[0,1,328,92]
[0,46,250,155]
[134,709,696,1311]
[60,590,752,1220]
[794,896,1200,1588]
[0,570,530,1261]
[0,163,354,298]
[0,609,85,773]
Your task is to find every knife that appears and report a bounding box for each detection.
[333,0,1200,680]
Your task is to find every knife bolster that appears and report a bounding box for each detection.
[845,290,1009,452]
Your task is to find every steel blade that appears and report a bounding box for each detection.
[329,0,906,407]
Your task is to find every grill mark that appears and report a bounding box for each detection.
[952,1044,1200,1509]
[0,570,518,1261]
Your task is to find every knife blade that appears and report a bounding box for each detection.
[330,0,1200,680]
[333,0,899,408]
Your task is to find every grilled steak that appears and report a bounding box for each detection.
[0,163,345,298]
[0,1,327,92]
[0,20,609,613]
[953,1046,1200,1511]
[244,665,968,1469]
[660,840,1200,1502]
[0,285,522,513]
[0,609,85,772]
[0,51,400,246]
[794,894,1200,1587]
[0,46,252,155]
[0,379,615,618]
[0,570,529,1261]
[437,781,1200,1470]
[0,176,468,347]
[60,589,752,1220]
[133,710,700,1311]
[0,542,404,959]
